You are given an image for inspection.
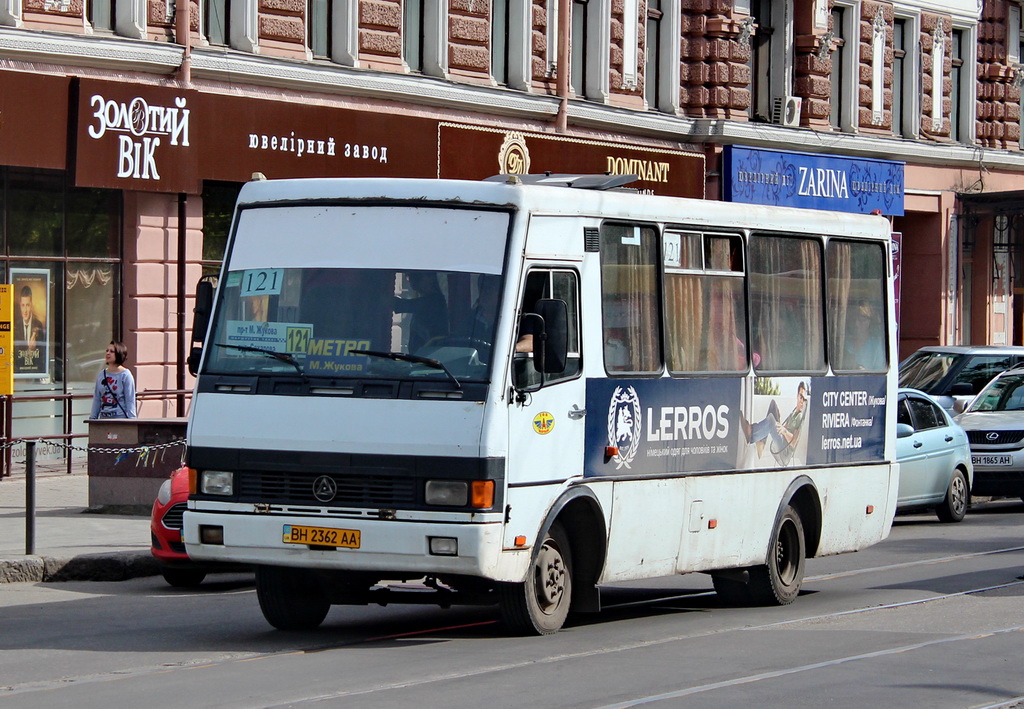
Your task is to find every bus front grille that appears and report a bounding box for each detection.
[236,471,418,507]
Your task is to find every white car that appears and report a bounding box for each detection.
[953,367,1024,501]
[896,388,973,522]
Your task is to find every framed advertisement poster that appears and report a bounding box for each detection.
[12,268,50,379]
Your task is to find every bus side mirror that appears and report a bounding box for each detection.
[533,299,568,373]
[188,278,215,376]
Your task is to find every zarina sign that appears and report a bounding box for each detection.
[75,79,200,194]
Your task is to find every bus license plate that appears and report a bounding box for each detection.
[282,525,360,548]
[972,454,1013,467]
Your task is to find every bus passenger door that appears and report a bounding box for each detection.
[505,269,585,542]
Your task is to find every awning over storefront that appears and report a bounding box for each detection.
[0,70,69,170]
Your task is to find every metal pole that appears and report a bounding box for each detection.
[25,440,35,555]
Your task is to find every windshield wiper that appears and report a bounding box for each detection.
[353,349,462,392]
[215,343,306,377]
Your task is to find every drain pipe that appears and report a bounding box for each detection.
[555,0,570,132]
[176,192,188,417]
[176,0,191,85]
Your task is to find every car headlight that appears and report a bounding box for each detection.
[200,470,234,496]
[156,479,173,506]
[425,480,494,508]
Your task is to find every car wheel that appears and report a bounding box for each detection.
[747,505,806,606]
[160,566,207,588]
[498,521,572,635]
[256,566,330,631]
[935,469,969,523]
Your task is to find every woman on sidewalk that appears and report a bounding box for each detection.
[90,341,137,419]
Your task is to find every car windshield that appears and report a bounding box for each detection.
[898,352,958,391]
[203,203,510,383]
[965,372,1024,412]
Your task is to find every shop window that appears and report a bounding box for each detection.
[600,223,661,374]
[202,181,242,277]
[67,187,120,258]
[8,170,62,257]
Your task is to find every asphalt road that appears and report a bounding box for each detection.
[1,500,1023,709]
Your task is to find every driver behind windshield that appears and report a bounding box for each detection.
[393,271,449,352]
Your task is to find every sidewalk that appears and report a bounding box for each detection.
[0,461,157,583]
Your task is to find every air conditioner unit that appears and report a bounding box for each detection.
[771,96,802,127]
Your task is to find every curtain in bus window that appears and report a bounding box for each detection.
[750,236,825,372]
[828,240,886,372]
[666,273,745,372]
[600,224,661,373]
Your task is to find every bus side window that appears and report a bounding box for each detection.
[513,269,581,388]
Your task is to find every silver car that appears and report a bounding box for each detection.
[954,367,1024,501]
[899,345,1024,412]
[896,388,973,522]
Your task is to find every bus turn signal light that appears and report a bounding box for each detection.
[471,480,494,509]
[866,505,875,515]
[514,536,527,547]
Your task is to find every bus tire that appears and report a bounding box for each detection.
[498,521,572,635]
[256,565,330,631]
[935,468,968,523]
[747,505,805,606]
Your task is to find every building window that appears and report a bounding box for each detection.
[205,0,229,46]
[892,18,907,137]
[492,0,509,84]
[571,0,589,96]
[950,29,963,141]
[1012,4,1024,145]
[828,6,846,130]
[749,0,792,123]
[403,0,424,72]
[201,181,241,277]
[88,0,115,31]
[644,0,661,109]
[309,0,331,59]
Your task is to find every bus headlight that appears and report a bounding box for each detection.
[200,470,234,496]
[425,480,494,509]
[425,480,467,506]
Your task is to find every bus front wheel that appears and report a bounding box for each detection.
[747,505,806,606]
[498,522,573,635]
[256,565,331,631]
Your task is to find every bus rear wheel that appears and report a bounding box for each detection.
[498,522,572,635]
[747,505,805,606]
[256,565,331,631]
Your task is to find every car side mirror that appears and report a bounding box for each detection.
[896,423,914,438]
[952,397,971,414]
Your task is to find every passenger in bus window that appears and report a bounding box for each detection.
[394,271,448,352]
[739,381,809,459]
[843,301,885,371]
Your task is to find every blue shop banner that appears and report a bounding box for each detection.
[723,146,904,216]
[585,375,887,477]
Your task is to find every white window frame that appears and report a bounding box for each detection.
[0,0,19,26]
[201,0,259,51]
[403,0,448,77]
[546,0,558,77]
[502,0,531,90]
[891,11,920,139]
[331,0,360,67]
[621,0,639,89]
[648,0,680,112]
[582,0,611,101]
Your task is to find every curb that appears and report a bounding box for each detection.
[0,550,159,584]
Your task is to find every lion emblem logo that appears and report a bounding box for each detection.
[607,386,642,469]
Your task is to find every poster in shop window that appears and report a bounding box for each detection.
[11,269,49,379]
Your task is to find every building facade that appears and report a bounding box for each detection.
[0,0,1021,448]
